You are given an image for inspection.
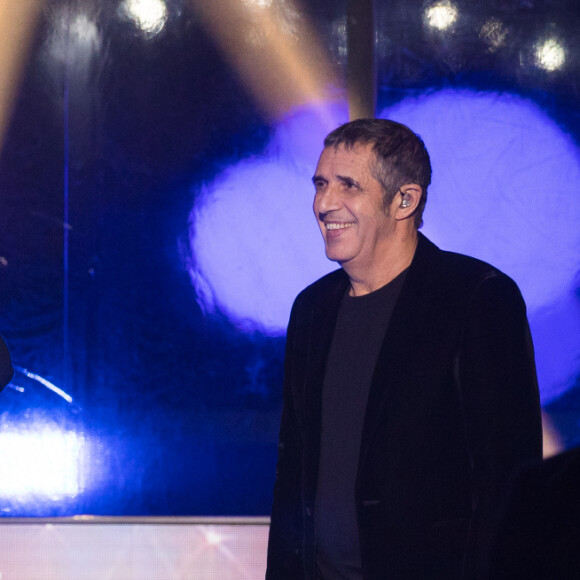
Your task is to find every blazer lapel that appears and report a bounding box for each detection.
[301,269,349,496]
[303,269,349,418]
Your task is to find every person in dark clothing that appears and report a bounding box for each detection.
[266,118,542,579]
[489,445,580,579]
[0,334,13,391]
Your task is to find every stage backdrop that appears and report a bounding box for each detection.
[0,0,579,517]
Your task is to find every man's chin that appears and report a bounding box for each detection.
[325,250,348,265]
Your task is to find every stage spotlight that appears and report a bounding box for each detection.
[119,0,168,37]
[479,18,508,52]
[205,530,222,546]
[534,37,565,72]
[190,0,337,118]
[242,0,273,8]
[45,8,101,66]
[0,424,85,500]
[0,1,42,153]
[68,13,99,45]
[424,1,458,31]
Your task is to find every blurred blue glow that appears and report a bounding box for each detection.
[0,424,84,500]
[188,90,580,403]
[188,104,346,335]
[381,90,580,403]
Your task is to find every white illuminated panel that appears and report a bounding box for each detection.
[0,518,269,580]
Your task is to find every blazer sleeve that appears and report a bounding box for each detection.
[266,301,305,580]
[0,334,14,392]
[455,272,542,579]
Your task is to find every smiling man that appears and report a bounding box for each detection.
[312,135,422,295]
[266,119,542,580]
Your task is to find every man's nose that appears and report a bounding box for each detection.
[315,186,340,215]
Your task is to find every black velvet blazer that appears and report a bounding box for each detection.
[266,234,542,580]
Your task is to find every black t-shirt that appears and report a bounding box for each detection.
[315,269,407,579]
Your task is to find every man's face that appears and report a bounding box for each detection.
[312,143,398,271]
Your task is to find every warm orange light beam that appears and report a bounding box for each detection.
[542,411,563,459]
[0,0,43,154]
[191,0,339,124]
[346,0,375,120]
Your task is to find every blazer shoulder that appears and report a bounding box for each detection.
[417,233,500,282]
[439,247,500,277]
[433,251,528,326]
[437,248,519,292]
[415,236,525,310]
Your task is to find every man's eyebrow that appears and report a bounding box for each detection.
[312,174,327,185]
[337,175,361,188]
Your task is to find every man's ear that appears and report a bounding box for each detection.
[394,184,423,222]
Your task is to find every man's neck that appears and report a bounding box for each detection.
[344,231,419,297]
